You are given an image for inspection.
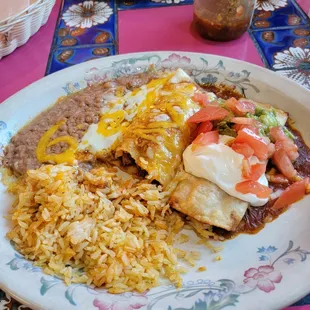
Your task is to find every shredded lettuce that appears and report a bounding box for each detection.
[259,110,279,128]
[247,108,279,136]
[254,107,295,140]
[254,106,265,117]
[217,121,237,137]
[217,103,294,141]
[246,113,259,121]
[217,98,226,105]
[283,126,296,140]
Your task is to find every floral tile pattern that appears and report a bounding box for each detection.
[53,0,117,46]
[45,0,118,75]
[62,1,113,28]
[250,26,310,67]
[249,0,310,90]
[46,45,116,74]
[274,46,310,89]
[54,0,117,47]
[251,0,309,29]
[55,27,115,47]
[45,0,196,75]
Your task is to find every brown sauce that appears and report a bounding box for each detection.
[290,128,310,178]
[193,13,250,41]
[200,83,243,100]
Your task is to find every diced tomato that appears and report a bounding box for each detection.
[187,106,229,123]
[197,121,213,135]
[268,142,275,158]
[191,121,213,140]
[224,97,239,113]
[272,148,297,180]
[242,161,266,181]
[191,125,199,141]
[275,140,299,161]
[236,99,256,116]
[192,131,219,150]
[231,142,254,158]
[233,124,259,135]
[273,179,307,210]
[306,178,310,194]
[193,93,217,107]
[270,126,299,161]
[224,98,255,116]
[270,126,287,141]
[247,163,266,181]
[234,128,269,161]
[268,174,289,184]
[262,135,271,146]
[235,180,272,198]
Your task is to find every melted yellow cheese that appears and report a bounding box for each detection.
[36,121,78,164]
[131,88,140,96]
[80,75,172,152]
[132,75,175,118]
[147,122,178,129]
[123,72,200,184]
[134,132,159,144]
[166,104,184,125]
[97,110,126,137]
[147,76,171,89]
[78,69,199,164]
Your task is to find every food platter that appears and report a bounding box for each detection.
[0,51,310,310]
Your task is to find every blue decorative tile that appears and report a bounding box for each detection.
[248,0,310,90]
[46,45,116,75]
[52,0,117,46]
[118,0,193,11]
[55,27,115,46]
[250,26,310,68]
[293,293,310,306]
[251,0,309,30]
[45,0,119,75]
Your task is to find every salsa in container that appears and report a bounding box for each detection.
[193,0,256,41]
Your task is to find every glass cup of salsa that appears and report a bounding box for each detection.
[193,0,256,41]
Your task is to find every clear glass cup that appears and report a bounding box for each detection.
[193,0,256,41]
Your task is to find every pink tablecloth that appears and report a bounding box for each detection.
[118,6,263,65]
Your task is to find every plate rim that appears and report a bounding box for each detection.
[1,51,310,108]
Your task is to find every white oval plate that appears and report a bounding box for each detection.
[1,52,310,310]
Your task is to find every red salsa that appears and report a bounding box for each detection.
[193,12,251,41]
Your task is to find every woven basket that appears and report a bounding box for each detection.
[0,0,56,60]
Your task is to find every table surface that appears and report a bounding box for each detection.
[0,0,309,104]
[0,0,310,309]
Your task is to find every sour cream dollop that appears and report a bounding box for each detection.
[183,135,269,206]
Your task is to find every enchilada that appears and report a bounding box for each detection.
[115,69,214,185]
